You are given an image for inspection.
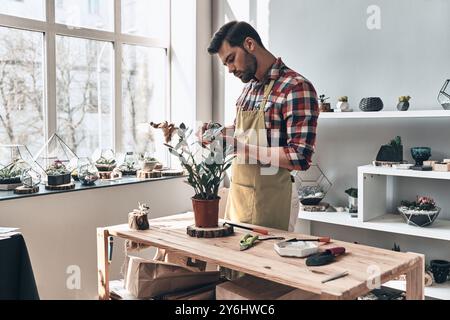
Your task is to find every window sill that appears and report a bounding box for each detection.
[0,175,185,203]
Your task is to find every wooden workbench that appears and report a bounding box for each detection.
[97,212,424,300]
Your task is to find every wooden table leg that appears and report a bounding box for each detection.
[97,228,110,300]
[406,255,425,300]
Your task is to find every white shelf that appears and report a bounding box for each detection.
[359,165,450,180]
[384,280,450,300]
[319,110,450,119]
[299,211,450,241]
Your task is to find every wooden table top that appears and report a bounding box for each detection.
[105,212,423,299]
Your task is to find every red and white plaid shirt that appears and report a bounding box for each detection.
[235,58,319,171]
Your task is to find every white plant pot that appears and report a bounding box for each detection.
[348,196,358,210]
[337,101,352,112]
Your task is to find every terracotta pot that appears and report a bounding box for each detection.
[191,197,220,228]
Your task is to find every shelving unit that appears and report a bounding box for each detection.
[319,110,450,119]
[299,211,450,241]
[299,164,450,300]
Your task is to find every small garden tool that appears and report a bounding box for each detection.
[239,234,285,251]
[306,247,346,266]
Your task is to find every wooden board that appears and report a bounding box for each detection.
[137,170,162,179]
[14,186,39,194]
[0,183,22,191]
[159,169,185,177]
[187,224,234,238]
[301,202,330,212]
[45,183,75,191]
[103,213,424,300]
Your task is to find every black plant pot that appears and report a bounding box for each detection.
[397,101,410,111]
[430,260,450,284]
[376,145,403,162]
[0,177,21,184]
[360,97,384,112]
[47,173,71,186]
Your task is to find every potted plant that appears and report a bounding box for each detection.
[139,153,159,172]
[119,152,139,176]
[397,96,411,111]
[298,186,325,205]
[345,188,358,213]
[95,155,117,172]
[46,160,71,186]
[0,161,25,185]
[164,123,235,228]
[77,158,99,186]
[398,196,441,227]
[375,136,403,163]
[319,95,332,112]
[337,96,352,112]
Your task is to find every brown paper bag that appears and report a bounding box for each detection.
[124,256,220,299]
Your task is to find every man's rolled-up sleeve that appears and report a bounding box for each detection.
[282,81,319,171]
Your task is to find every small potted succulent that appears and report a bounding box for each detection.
[398,196,441,227]
[345,188,358,213]
[319,95,332,112]
[46,160,71,186]
[95,150,117,172]
[397,96,411,111]
[298,186,325,205]
[337,96,352,112]
[119,152,139,176]
[77,158,99,186]
[0,161,26,185]
[139,153,159,172]
[376,136,403,163]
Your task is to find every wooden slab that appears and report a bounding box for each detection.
[187,224,234,238]
[159,169,185,177]
[137,170,162,179]
[0,183,22,191]
[45,183,75,191]
[104,213,424,300]
[14,186,39,194]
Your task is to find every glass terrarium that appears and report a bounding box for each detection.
[0,160,29,185]
[119,152,140,176]
[93,149,117,172]
[295,165,332,206]
[0,144,36,169]
[438,79,450,110]
[34,134,78,180]
[138,151,159,172]
[21,168,42,188]
[77,157,99,186]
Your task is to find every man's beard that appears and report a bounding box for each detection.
[239,49,257,83]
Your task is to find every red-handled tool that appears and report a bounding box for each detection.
[224,222,269,235]
[286,237,331,244]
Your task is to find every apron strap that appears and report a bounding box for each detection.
[259,80,276,111]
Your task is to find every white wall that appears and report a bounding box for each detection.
[0,178,192,299]
[212,0,450,263]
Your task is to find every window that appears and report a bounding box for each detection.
[0,27,44,156]
[0,0,170,164]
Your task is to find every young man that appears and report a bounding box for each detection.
[208,21,319,231]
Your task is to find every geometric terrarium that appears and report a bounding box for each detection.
[119,152,140,176]
[33,133,78,180]
[0,145,37,190]
[437,79,450,110]
[295,165,332,205]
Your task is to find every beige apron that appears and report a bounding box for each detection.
[225,80,297,231]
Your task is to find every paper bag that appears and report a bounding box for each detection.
[124,256,220,299]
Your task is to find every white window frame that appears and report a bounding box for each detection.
[0,0,172,153]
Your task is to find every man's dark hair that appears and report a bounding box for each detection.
[208,21,264,55]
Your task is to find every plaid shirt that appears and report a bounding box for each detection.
[235,58,319,171]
